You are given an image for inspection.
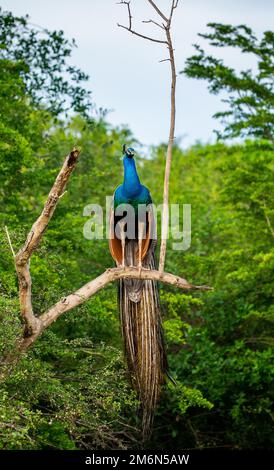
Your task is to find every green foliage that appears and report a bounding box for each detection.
[0,337,138,449]
[183,23,274,140]
[162,292,202,345]
[144,140,274,449]
[0,8,93,118]
[167,382,213,415]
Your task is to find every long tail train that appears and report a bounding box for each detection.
[118,240,167,439]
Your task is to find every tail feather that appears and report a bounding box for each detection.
[119,240,167,439]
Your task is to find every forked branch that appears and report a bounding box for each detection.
[117,1,167,44]
[14,148,80,337]
[3,144,211,359]
[19,266,212,352]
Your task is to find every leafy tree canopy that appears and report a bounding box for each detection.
[0,8,93,118]
[182,23,274,141]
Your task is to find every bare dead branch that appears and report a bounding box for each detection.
[16,148,80,265]
[142,19,165,30]
[170,0,179,21]
[264,213,274,237]
[262,201,274,237]
[117,1,167,44]
[18,266,212,352]
[59,190,67,199]
[4,226,15,258]
[41,267,212,327]
[117,23,167,44]
[117,1,132,29]
[14,148,80,336]
[168,0,180,24]
[158,20,177,274]
[147,0,169,22]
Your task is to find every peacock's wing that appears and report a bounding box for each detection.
[109,202,156,266]
[109,203,119,266]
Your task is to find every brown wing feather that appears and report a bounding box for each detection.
[109,204,155,265]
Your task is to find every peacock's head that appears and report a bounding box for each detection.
[123,144,135,158]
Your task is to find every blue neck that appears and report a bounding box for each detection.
[123,156,141,198]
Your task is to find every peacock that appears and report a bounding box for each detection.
[109,145,168,439]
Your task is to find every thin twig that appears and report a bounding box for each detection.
[59,190,67,199]
[158,5,178,274]
[142,19,165,30]
[262,200,274,237]
[4,226,15,258]
[117,24,167,44]
[147,0,168,22]
[117,1,167,44]
[169,0,179,22]
[117,1,132,29]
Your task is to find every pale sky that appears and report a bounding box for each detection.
[2,0,273,148]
